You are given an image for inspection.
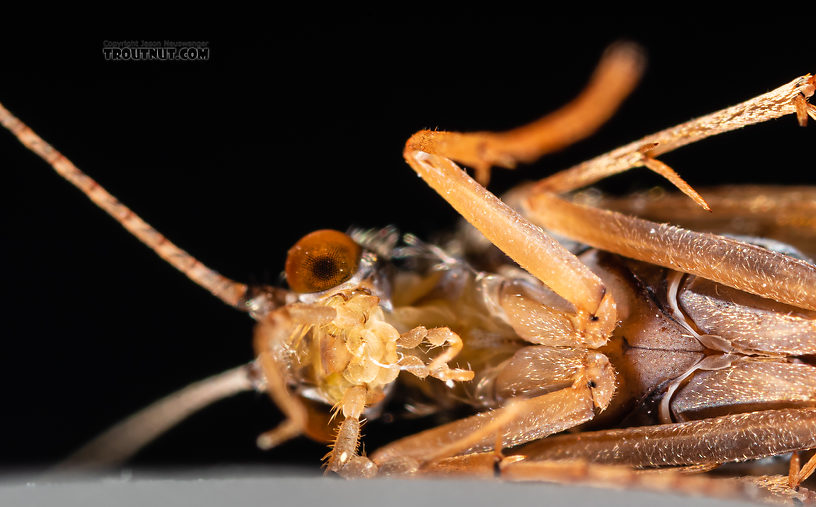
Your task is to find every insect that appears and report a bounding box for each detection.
[4,34,816,504]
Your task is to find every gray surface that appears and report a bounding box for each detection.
[0,468,757,507]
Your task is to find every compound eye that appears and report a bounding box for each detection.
[285,230,362,293]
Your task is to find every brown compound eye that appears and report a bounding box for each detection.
[285,230,362,293]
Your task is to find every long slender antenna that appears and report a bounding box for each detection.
[0,102,248,308]
[56,363,258,470]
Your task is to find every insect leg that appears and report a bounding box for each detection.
[400,44,642,320]
[401,45,658,332]
[0,101,249,308]
[532,73,815,196]
[525,193,816,311]
[407,42,645,186]
[516,408,816,469]
[519,74,816,310]
[371,349,614,467]
[423,452,719,478]
[404,147,615,330]
[577,185,816,259]
[401,44,645,316]
[419,454,808,504]
[56,362,258,471]
[371,388,594,467]
[789,450,816,489]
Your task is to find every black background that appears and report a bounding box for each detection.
[0,19,812,471]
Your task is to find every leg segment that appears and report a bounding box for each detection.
[427,409,816,502]
[404,149,614,326]
[789,451,816,489]
[408,42,645,185]
[422,454,816,504]
[576,185,816,258]
[372,349,614,467]
[403,44,649,325]
[408,59,815,312]
[524,192,816,311]
[517,408,816,468]
[519,74,816,310]
[371,387,595,466]
[533,73,815,195]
